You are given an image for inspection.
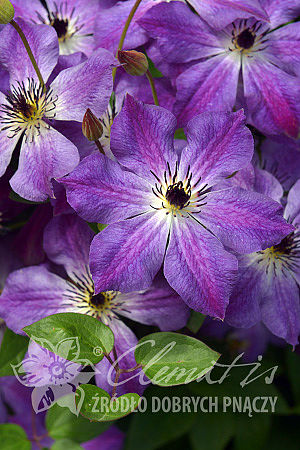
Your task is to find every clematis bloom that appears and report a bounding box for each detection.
[0,213,189,394]
[226,178,300,346]
[12,0,100,55]
[0,19,115,201]
[61,95,292,319]
[139,0,300,137]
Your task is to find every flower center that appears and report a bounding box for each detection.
[0,79,57,140]
[150,162,211,217]
[236,28,255,50]
[270,233,298,257]
[229,19,269,54]
[165,182,191,209]
[88,290,119,318]
[255,231,300,275]
[90,292,107,308]
[51,17,69,40]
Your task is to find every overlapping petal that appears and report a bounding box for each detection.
[265,23,300,76]
[225,256,265,327]
[61,152,152,224]
[94,0,156,53]
[164,216,237,319]
[243,57,300,137]
[0,95,20,177]
[260,138,300,191]
[260,0,300,28]
[0,265,71,334]
[188,0,269,29]
[43,215,93,279]
[0,18,58,84]
[284,180,300,225]
[9,126,79,202]
[261,271,300,346]
[179,110,253,186]
[50,48,116,121]
[110,95,177,181]
[139,1,224,63]
[90,211,170,293]
[174,54,241,127]
[117,273,190,331]
[199,187,293,253]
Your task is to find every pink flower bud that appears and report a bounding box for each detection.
[82,109,103,141]
[117,50,148,76]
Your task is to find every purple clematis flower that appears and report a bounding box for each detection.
[0,19,115,201]
[61,95,292,318]
[226,178,300,346]
[139,1,300,136]
[12,0,100,55]
[94,0,162,53]
[258,137,300,191]
[187,0,270,29]
[82,426,124,450]
[0,213,189,395]
[200,317,284,362]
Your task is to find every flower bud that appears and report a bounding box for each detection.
[0,0,14,24]
[117,50,148,76]
[82,109,103,141]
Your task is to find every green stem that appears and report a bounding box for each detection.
[10,20,45,89]
[146,70,159,106]
[112,0,143,82]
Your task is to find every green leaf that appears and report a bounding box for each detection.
[234,414,271,450]
[77,384,140,421]
[0,328,29,376]
[51,439,83,450]
[187,311,205,334]
[146,54,163,78]
[23,312,114,364]
[46,404,111,443]
[87,222,99,234]
[188,356,289,415]
[174,128,187,140]
[97,223,108,232]
[267,416,300,450]
[135,332,220,386]
[286,349,300,405]
[189,412,235,450]
[126,386,196,450]
[0,424,31,450]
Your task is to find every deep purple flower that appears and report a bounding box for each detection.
[0,213,189,396]
[200,317,284,362]
[187,0,270,29]
[0,19,114,201]
[219,162,284,203]
[139,1,300,136]
[94,0,161,53]
[258,137,300,191]
[12,0,100,55]
[61,95,292,318]
[115,68,176,111]
[82,426,124,450]
[226,179,300,346]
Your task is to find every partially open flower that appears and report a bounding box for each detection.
[117,50,148,76]
[0,0,14,24]
[82,108,103,141]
